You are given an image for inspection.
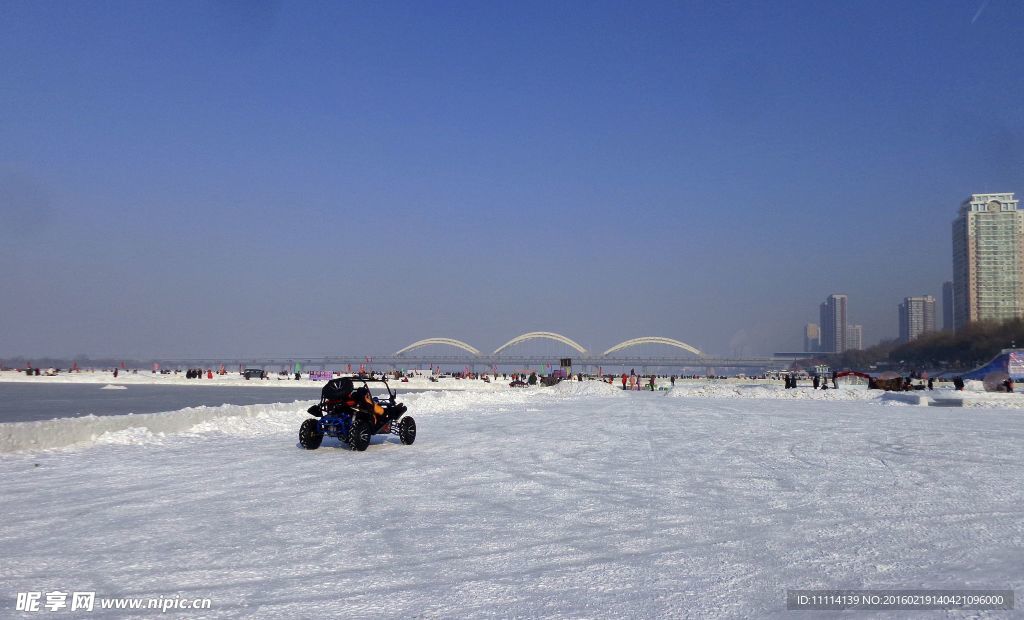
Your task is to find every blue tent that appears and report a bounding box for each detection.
[962,349,1024,381]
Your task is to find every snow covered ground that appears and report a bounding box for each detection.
[2,382,1022,618]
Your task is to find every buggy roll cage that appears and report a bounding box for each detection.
[351,377,398,406]
[315,377,399,414]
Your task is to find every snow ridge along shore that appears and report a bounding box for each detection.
[2,379,1022,453]
[0,385,569,453]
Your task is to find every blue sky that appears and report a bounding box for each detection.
[2,0,1023,359]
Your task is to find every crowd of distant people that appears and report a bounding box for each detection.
[8,363,1021,395]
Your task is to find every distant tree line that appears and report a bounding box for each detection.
[0,355,142,369]
[798,319,1024,371]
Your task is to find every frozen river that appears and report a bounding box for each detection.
[1,381,1021,617]
[0,383,323,423]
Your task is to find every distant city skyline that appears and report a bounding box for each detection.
[2,2,1023,358]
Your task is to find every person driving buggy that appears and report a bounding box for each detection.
[331,377,406,421]
[309,373,409,420]
[349,382,384,417]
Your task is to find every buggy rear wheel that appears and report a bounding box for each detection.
[399,416,416,445]
[348,418,371,452]
[298,418,323,450]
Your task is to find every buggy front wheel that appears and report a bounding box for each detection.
[399,416,416,445]
[299,418,323,450]
[348,418,371,452]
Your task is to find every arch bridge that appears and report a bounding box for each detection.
[157,332,785,372]
[393,333,703,359]
[603,337,703,357]
[492,331,588,355]
[395,338,481,357]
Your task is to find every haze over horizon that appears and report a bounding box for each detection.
[2,1,1023,359]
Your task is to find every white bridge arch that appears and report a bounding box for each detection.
[602,337,703,357]
[493,332,588,355]
[395,338,481,356]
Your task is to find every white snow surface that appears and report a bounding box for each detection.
[1,387,1022,618]
[667,382,881,401]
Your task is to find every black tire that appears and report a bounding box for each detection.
[399,416,416,445]
[348,417,371,452]
[299,418,323,450]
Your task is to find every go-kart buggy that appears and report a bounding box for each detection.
[299,376,415,451]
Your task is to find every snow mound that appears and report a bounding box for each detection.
[880,392,928,406]
[931,391,1024,408]
[667,382,880,401]
[0,389,555,453]
[93,427,163,446]
[0,401,312,453]
[99,384,127,390]
[542,380,627,398]
[398,389,542,416]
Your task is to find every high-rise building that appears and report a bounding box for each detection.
[899,295,936,343]
[846,324,863,351]
[819,294,848,353]
[804,323,820,352]
[952,193,1024,330]
[942,281,954,331]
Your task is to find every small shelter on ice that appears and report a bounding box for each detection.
[962,348,1024,381]
[961,348,1024,391]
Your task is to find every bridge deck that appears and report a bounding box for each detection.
[153,354,798,370]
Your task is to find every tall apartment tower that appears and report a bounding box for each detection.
[846,324,863,351]
[819,294,848,353]
[804,323,820,352]
[899,295,936,343]
[942,281,954,331]
[952,193,1024,330]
